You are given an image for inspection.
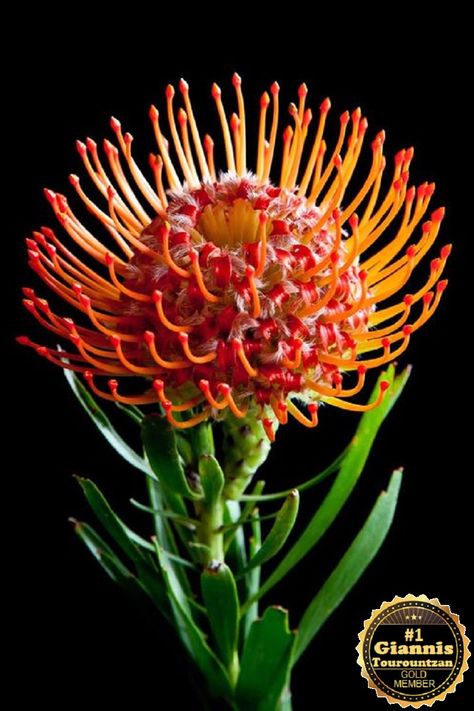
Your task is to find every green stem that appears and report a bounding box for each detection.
[196,494,225,563]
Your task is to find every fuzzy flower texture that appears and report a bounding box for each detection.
[20,76,449,440]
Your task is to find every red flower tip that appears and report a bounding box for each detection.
[357,365,367,375]
[431,207,445,223]
[110,116,121,133]
[232,73,242,87]
[76,140,87,156]
[358,117,368,136]
[17,335,32,346]
[178,78,189,94]
[149,105,159,121]
[85,137,97,152]
[348,213,359,229]
[84,370,93,383]
[43,188,56,203]
[109,334,121,348]
[340,110,350,125]
[320,97,331,113]
[403,294,414,306]
[108,379,118,392]
[437,279,448,292]
[402,325,413,336]
[211,83,221,99]
[143,331,155,345]
[23,299,35,312]
[165,84,175,100]
[380,380,390,392]
[423,292,434,305]
[395,149,405,167]
[298,83,308,98]
[440,244,452,259]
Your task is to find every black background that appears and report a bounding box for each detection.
[4,13,472,709]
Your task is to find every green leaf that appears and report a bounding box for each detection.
[115,402,144,425]
[145,474,195,593]
[141,414,201,499]
[224,501,250,575]
[76,477,146,564]
[241,490,299,575]
[72,519,172,621]
[153,541,232,700]
[176,434,194,466]
[188,421,215,460]
[239,450,346,502]
[199,455,225,507]
[64,369,148,474]
[201,562,239,676]
[294,468,403,661]
[241,507,262,642]
[71,518,131,581]
[236,607,296,711]
[244,366,409,608]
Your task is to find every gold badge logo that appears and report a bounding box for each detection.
[357,595,469,707]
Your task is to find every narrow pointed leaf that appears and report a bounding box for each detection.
[141,414,201,499]
[71,519,131,580]
[201,562,239,672]
[77,477,146,564]
[153,541,232,699]
[64,369,148,474]
[242,490,299,575]
[72,519,171,620]
[236,607,296,711]
[244,366,409,608]
[115,402,144,425]
[241,507,262,642]
[145,474,194,592]
[294,468,403,661]
[199,455,225,507]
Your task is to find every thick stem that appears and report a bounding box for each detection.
[222,408,277,500]
[197,494,225,563]
[192,423,223,563]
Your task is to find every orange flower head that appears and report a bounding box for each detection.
[20,75,449,437]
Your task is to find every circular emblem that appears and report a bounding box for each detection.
[357,595,469,707]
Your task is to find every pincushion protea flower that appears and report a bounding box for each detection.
[20,75,449,440]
